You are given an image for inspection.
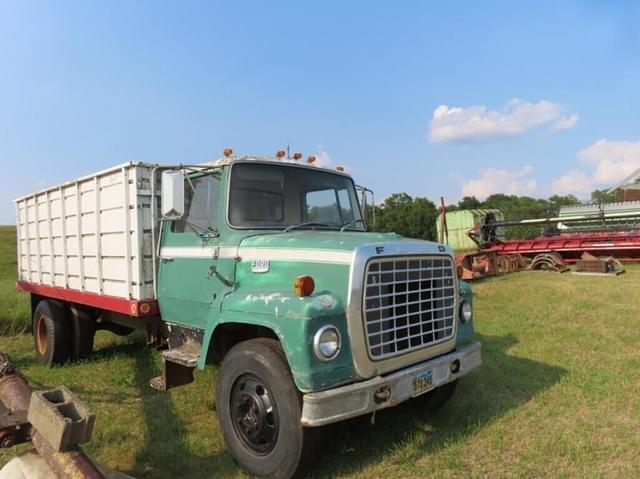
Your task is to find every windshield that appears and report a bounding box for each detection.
[228,162,364,230]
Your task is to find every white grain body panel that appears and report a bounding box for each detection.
[14,163,159,300]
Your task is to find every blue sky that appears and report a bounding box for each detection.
[1,0,639,223]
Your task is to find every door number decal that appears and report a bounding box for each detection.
[251,259,270,273]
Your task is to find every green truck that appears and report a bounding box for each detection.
[15,152,481,477]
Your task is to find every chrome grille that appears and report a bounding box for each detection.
[363,256,456,360]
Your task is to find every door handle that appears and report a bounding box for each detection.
[160,257,174,263]
[207,265,234,287]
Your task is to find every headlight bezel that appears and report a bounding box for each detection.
[459,300,473,323]
[313,325,341,362]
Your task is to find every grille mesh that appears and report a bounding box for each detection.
[363,256,456,360]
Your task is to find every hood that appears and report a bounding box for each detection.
[237,230,452,257]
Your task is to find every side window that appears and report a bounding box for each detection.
[173,173,221,234]
[305,189,341,223]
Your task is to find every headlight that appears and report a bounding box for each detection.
[313,325,341,361]
[459,300,473,323]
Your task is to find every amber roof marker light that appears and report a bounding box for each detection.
[223,148,233,157]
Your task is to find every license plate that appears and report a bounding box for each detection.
[411,369,434,397]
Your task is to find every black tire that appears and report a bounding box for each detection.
[69,305,96,360]
[216,338,307,478]
[418,380,458,412]
[32,300,71,365]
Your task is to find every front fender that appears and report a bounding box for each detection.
[222,289,345,320]
[200,289,356,392]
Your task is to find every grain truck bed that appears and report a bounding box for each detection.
[14,162,160,317]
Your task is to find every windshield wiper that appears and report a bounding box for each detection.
[340,219,365,232]
[284,221,333,232]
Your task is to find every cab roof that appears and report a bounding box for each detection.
[201,154,351,178]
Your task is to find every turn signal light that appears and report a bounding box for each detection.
[294,276,315,297]
[223,148,233,157]
[456,264,464,279]
[293,152,303,160]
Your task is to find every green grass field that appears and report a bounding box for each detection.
[0,226,29,335]
[1,224,639,478]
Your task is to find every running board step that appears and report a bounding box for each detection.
[149,349,198,392]
[163,348,198,368]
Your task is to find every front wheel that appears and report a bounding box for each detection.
[216,338,306,478]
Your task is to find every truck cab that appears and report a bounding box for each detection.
[155,153,481,477]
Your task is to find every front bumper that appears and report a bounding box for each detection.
[301,341,481,427]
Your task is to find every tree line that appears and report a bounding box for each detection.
[368,189,618,241]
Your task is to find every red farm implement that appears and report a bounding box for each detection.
[438,200,640,280]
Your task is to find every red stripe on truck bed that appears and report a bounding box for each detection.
[16,281,159,317]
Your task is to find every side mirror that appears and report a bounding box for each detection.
[161,171,185,220]
[356,185,376,226]
[357,186,375,228]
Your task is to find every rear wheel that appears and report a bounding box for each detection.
[33,300,71,365]
[216,338,308,478]
[69,305,96,360]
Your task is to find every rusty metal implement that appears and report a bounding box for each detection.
[0,352,104,479]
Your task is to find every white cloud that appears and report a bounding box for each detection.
[550,170,593,197]
[550,114,580,131]
[551,139,640,198]
[429,98,579,143]
[578,139,640,184]
[311,145,352,173]
[315,145,332,168]
[462,165,537,199]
